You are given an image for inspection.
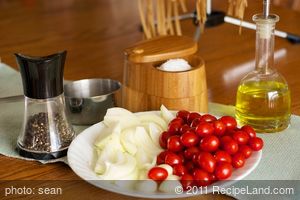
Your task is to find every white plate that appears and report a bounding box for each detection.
[67,111,262,199]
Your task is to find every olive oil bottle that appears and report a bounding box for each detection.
[235,7,291,133]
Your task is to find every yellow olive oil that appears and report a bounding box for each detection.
[235,81,291,133]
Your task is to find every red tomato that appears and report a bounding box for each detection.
[193,169,211,186]
[232,153,246,168]
[180,130,199,147]
[248,137,264,151]
[190,118,201,128]
[165,152,182,166]
[213,120,226,136]
[177,152,185,164]
[222,139,239,155]
[241,125,257,138]
[220,116,237,131]
[224,129,236,136]
[167,123,181,135]
[148,167,168,181]
[210,173,217,183]
[180,124,191,134]
[238,145,253,159]
[156,150,170,165]
[214,150,232,164]
[180,174,194,190]
[159,131,172,149]
[214,162,232,180]
[185,161,196,172]
[196,152,216,173]
[184,146,200,160]
[232,130,250,145]
[176,110,190,121]
[167,136,183,152]
[170,117,184,126]
[220,135,233,143]
[187,112,201,125]
[173,164,188,176]
[195,123,215,137]
[200,135,220,152]
[192,153,200,164]
[200,114,217,123]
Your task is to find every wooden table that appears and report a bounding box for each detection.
[0,0,299,199]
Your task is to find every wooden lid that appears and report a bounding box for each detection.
[125,36,198,63]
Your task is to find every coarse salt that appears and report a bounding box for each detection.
[157,59,192,72]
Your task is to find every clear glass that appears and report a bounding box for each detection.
[17,94,75,153]
[235,14,291,133]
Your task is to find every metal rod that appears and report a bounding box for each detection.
[263,0,270,17]
[153,11,300,43]
[225,16,287,38]
[207,0,212,15]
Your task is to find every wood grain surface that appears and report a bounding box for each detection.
[123,36,208,112]
[0,0,300,199]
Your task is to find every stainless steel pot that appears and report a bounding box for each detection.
[64,79,121,125]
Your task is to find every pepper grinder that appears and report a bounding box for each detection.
[16,51,75,160]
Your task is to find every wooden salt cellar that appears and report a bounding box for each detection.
[123,36,208,112]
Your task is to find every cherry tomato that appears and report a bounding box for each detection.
[192,153,200,164]
[213,120,226,136]
[210,173,217,183]
[232,130,250,145]
[248,137,264,151]
[200,114,217,123]
[148,167,168,181]
[176,110,190,121]
[220,116,237,131]
[214,150,232,164]
[196,152,216,173]
[173,164,188,176]
[220,135,233,144]
[185,161,196,172]
[159,131,172,149]
[200,135,220,152]
[224,129,236,136]
[214,162,232,180]
[177,152,185,164]
[167,122,181,135]
[195,123,215,137]
[184,146,200,160]
[180,124,191,134]
[187,112,201,125]
[241,125,257,138]
[232,153,246,168]
[238,145,253,159]
[156,150,170,165]
[180,174,194,190]
[170,117,184,126]
[193,169,211,186]
[190,118,201,128]
[180,130,199,147]
[222,139,239,155]
[165,152,182,166]
[167,135,183,152]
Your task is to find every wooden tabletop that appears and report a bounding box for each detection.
[0,0,300,199]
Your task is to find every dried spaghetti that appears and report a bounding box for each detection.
[137,0,248,39]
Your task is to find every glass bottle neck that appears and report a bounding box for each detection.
[253,14,279,74]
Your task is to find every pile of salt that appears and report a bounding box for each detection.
[157,59,191,72]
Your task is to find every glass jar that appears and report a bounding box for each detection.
[235,14,291,133]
